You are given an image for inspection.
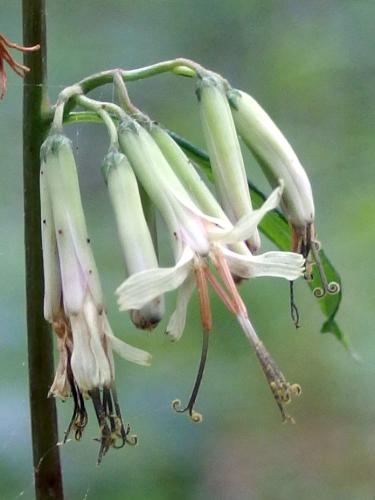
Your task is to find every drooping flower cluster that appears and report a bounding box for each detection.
[41,63,338,461]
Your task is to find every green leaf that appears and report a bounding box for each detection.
[168,130,349,352]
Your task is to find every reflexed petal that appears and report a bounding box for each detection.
[166,272,195,341]
[222,247,305,281]
[209,184,283,244]
[105,322,152,366]
[116,246,194,310]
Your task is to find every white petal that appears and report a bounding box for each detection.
[70,312,99,391]
[222,247,305,281]
[166,272,195,341]
[209,184,283,244]
[116,246,194,310]
[83,297,112,386]
[105,321,152,367]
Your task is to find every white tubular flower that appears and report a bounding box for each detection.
[117,115,304,335]
[197,74,261,252]
[115,119,304,422]
[41,133,151,461]
[116,162,304,422]
[103,149,164,330]
[227,89,315,247]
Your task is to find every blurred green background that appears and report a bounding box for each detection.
[1,1,375,499]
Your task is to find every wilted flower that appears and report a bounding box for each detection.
[0,33,40,99]
[41,133,151,463]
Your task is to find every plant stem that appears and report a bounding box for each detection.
[23,1,64,498]
[77,57,199,94]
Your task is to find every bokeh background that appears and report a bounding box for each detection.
[1,1,375,498]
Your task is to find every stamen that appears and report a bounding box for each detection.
[292,224,313,259]
[171,326,208,424]
[89,388,113,465]
[111,386,138,447]
[195,262,212,333]
[238,316,301,423]
[212,249,247,317]
[310,239,341,298]
[254,342,301,423]
[289,281,300,328]
[64,349,88,443]
[90,385,137,464]
[204,267,237,315]
[172,264,210,423]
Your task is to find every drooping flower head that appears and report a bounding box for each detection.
[116,114,304,423]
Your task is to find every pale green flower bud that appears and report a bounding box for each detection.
[41,134,103,314]
[227,89,315,232]
[197,75,261,252]
[103,149,164,330]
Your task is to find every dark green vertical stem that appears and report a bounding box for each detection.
[22,1,64,498]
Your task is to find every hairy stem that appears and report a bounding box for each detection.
[23,0,64,498]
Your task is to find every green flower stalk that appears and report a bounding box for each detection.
[103,149,164,329]
[40,133,151,463]
[197,75,261,252]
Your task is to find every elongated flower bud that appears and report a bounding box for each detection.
[41,134,103,314]
[103,149,164,329]
[118,117,210,257]
[197,75,261,252]
[227,89,315,232]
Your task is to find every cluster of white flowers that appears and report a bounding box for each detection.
[41,68,318,462]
